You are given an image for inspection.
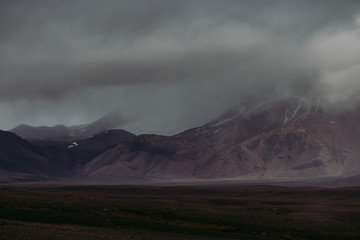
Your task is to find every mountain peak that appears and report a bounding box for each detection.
[10,110,127,141]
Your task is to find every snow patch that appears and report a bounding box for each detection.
[214,128,222,134]
[67,142,79,148]
[284,109,289,124]
[209,114,239,127]
[196,127,204,132]
[291,100,302,118]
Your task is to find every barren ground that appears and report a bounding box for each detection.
[1,185,360,239]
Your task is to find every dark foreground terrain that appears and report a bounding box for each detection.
[1,185,360,240]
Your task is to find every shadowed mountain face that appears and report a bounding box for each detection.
[0,130,49,182]
[10,110,125,141]
[2,97,360,184]
[0,129,135,183]
[80,98,360,181]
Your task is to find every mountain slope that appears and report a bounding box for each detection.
[80,98,360,181]
[0,129,135,183]
[0,130,53,182]
[3,97,360,184]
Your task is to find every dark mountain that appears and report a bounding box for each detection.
[10,124,76,141]
[0,129,135,183]
[10,110,125,141]
[3,97,360,185]
[80,97,360,182]
[0,130,53,182]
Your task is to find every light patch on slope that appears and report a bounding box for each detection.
[262,118,274,131]
[68,142,79,148]
[284,109,289,124]
[214,128,222,134]
[291,100,302,119]
[210,114,239,128]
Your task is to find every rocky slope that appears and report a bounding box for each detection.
[80,98,360,181]
[2,97,360,184]
[0,129,135,183]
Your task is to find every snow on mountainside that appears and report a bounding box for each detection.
[3,96,360,184]
[79,97,360,181]
[0,129,135,183]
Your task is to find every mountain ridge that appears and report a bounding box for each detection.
[10,110,125,141]
[2,97,360,185]
[0,129,135,183]
[79,97,360,181]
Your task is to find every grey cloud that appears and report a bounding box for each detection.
[1,0,360,133]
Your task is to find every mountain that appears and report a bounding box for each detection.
[30,129,136,168]
[3,96,360,185]
[0,129,135,183]
[10,124,77,141]
[10,110,125,141]
[0,130,54,182]
[80,97,360,181]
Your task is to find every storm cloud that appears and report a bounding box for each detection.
[1,0,360,134]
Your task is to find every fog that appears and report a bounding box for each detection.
[1,0,360,134]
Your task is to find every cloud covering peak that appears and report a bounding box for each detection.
[1,0,360,134]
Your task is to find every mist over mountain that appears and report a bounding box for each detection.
[0,129,135,183]
[3,95,360,185]
[4,4,360,240]
[79,96,360,182]
[10,110,126,141]
[1,1,360,186]
[1,1,360,135]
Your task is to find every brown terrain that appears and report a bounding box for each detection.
[80,97,360,182]
[2,99,360,239]
[2,97,360,184]
[1,185,360,240]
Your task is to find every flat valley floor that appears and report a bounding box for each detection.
[1,185,360,240]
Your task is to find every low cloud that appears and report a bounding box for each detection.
[1,1,360,133]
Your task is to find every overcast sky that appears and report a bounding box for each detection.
[1,0,360,134]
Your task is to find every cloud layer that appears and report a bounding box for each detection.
[1,0,360,134]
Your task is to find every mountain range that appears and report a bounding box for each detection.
[10,110,125,141]
[0,129,135,183]
[2,97,360,185]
